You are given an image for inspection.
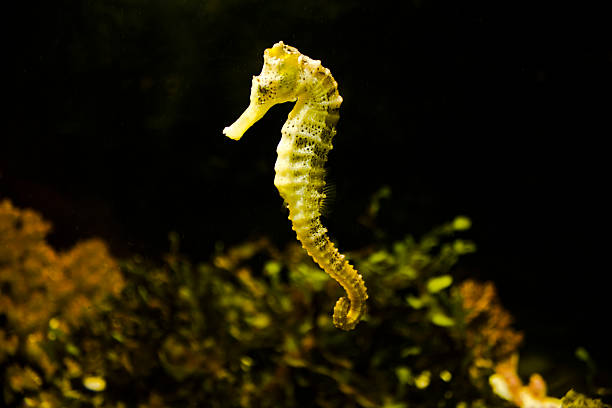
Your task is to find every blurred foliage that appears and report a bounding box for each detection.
[561,390,611,408]
[0,200,124,406]
[0,198,607,407]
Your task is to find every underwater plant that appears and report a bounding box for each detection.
[1,198,609,407]
[223,41,367,330]
[0,199,123,406]
[561,390,611,408]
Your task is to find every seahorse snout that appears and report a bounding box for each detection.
[223,102,272,141]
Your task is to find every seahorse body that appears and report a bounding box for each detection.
[223,42,367,330]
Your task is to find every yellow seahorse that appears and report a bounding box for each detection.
[223,41,367,330]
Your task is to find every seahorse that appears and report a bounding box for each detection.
[223,41,367,330]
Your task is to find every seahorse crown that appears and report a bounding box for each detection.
[254,42,301,104]
[224,42,367,330]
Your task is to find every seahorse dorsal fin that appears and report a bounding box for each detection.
[319,182,336,217]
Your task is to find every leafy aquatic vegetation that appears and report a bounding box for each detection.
[0,199,608,407]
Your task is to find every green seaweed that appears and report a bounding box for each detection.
[1,198,609,407]
[561,390,611,408]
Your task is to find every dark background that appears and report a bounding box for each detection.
[4,0,611,379]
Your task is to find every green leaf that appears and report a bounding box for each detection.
[575,347,590,362]
[383,403,408,408]
[369,250,390,264]
[264,261,282,276]
[452,216,471,231]
[453,240,476,254]
[400,346,421,357]
[247,313,271,329]
[398,265,418,279]
[66,343,80,356]
[406,295,425,309]
[431,312,455,327]
[395,366,412,385]
[426,275,453,293]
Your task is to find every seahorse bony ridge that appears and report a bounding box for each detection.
[224,41,367,330]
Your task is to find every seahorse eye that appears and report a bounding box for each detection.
[251,69,297,106]
[258,85,269,96]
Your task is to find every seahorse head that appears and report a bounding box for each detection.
[223,41,303,141]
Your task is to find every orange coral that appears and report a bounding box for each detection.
[0,199,124,334]
[489,354,561,408]
[459,279,524,380]
[459,280,561,407]
[0,199,124,398]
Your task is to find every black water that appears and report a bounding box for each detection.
[4,0,610,379]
